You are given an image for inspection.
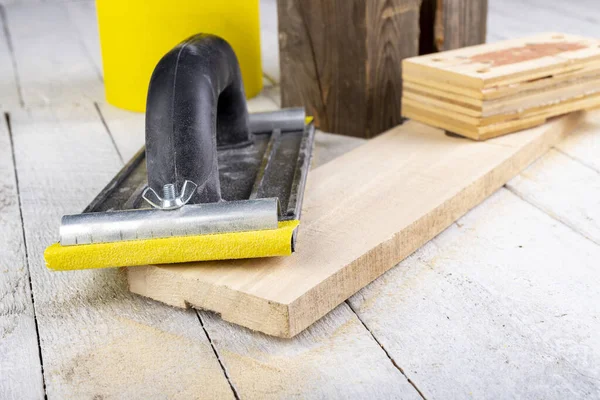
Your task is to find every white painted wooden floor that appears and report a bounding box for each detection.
[0,0,599,399]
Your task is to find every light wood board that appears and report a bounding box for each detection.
[128,111,584,338]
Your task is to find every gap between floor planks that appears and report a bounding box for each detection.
[0,110,45,399]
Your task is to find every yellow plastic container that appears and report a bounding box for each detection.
[96,0,262,112]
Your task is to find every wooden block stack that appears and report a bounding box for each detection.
[402,33,600,140]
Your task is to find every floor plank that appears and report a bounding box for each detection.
[201,305,422,399]
[66,1,103,77]
[4,2,103,107]
[0,111,44,400]
[9,103,234,399]
[487,0,599,39]
[508,149,600,245]
[0,0,598,397]
[556,110,600,173]
[348,188,600,399]
[95,104,144,163]
[0,5,20,109]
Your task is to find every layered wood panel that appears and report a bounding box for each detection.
[403,33,600,139]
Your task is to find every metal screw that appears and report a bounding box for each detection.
[162,184,176,200]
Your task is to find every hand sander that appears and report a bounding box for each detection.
[44,34,315,271]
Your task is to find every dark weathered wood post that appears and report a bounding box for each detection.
[433,0,488,51]
[277,0,488,138]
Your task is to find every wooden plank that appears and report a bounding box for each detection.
[508,149,600,244]
[10,103,235,398]
[312,131,365,168]
[127,111,583,338]
[0,111,45,399]
[66,1,103,76]
[507,111,600,244]
[94,104,144,163]
[200,305,422,399]
[434,0,488,51]
[278,0,421,138]
[0,4,20,109]
[348,188,600,398]
[402,92,600,140]
[4,2,104,107]
[556,110,600,172]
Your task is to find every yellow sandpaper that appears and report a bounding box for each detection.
[44,220,299,271]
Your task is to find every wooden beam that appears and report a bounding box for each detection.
[435,0,488,51]
[128,111,584,338]
[277,0,422,138]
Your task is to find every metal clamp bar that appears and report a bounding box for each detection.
[60,198,280,246]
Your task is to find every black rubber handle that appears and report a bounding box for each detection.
[145,34,251,204]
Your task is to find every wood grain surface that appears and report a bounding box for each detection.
[508,111,600,245]
[278,0,423,138]
[348,187,600,398]
[1,1,600,398]
[402,33,600,139]
[435,0,488,51]
[0,111,44,399]
[0,6,20,109]
[3,3,104,107]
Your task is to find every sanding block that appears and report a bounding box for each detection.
[44,34,315,271]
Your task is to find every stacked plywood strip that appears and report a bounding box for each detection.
[402,33,600,140]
